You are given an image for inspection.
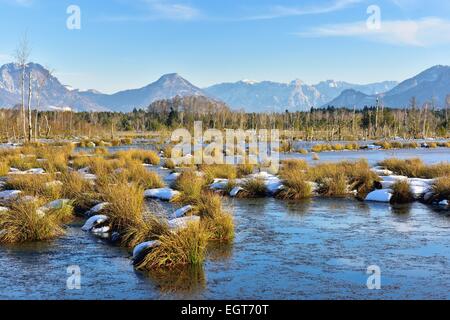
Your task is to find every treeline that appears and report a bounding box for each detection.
[0,103,449,142]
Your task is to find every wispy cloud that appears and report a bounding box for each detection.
[296,17,450,47]
[101,0,201,22]
[244,0,363,21]
[0,0,33,7]
[0,54,13,63]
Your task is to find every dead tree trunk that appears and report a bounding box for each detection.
[27,70,33,142]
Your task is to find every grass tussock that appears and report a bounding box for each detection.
[113,149,160,165]
[117,161,164,189]
[0,161,9,176]
[379,158,450,178]
[276,171,312,200]
[0,200,65,244]
[308,160,378,198]
[195,192,234,242]
[391,180,414,204]
[316,172,348,197]
[74,156,124,176]
[173,170,207,205]
[164,158,176,170]
[59,171,97,212]
[47,204,75,224]
[5,174,62,201]
[7,155,41,171]
[201,164,237,181]
[238,177,267,198]
[431,176,450,203]
[237,163,255,177]
[280,159,308,178]
[135,222,209,270]
[100,183,168,248]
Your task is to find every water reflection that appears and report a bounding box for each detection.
[391,204,413,216]
[145,265,206,294]
[284,199,312,216]
[207,242,234,261]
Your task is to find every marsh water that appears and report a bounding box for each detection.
[1,198,449,300]
[0,147,449,299]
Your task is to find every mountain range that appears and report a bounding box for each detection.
[204,79,398,112]
[0,62,449,112]
[327,65,450,108]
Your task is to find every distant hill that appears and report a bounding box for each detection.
[1,62,448,112]
[148,95,230,115]
[77,73,206,112]
[0,63,106,111]
[326,65,450,108]
[204,79,398,112]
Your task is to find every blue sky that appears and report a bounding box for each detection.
[1,0,450,93]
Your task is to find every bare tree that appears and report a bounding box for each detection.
[27,70,33,142]
[15,33,31,141]
[446,94,450,131]
[34,66,53,140]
